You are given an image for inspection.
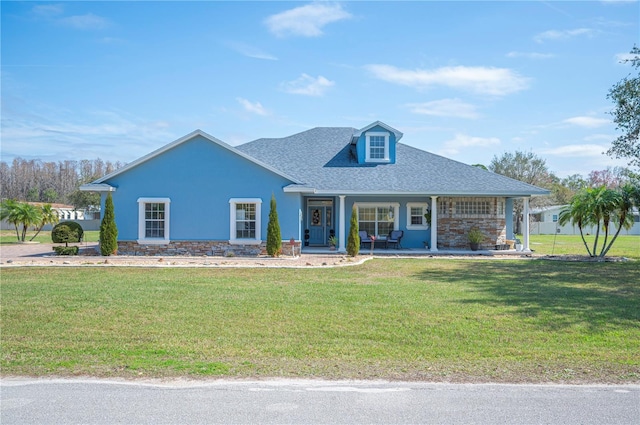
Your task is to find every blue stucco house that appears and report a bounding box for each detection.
[82,121,549,255]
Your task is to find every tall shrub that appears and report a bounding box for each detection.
[266,193,282,257]
[99,192,118,256]
[346,206,360,257]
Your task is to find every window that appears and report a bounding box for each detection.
[145,203,166,238]
[406,203,429,230]
[455,200,490,215]
[369,136,386,159]
[229,198,262,244]
[357,203,399,237]
[137,198,170,244]
[365,132,389,163]
[552,214,558,223]
[439,200,448,217]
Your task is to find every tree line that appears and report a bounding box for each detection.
[0,158,125,209]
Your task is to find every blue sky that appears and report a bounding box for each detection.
[1,1,638,178]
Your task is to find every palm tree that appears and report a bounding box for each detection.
[600,183,638,257]
[13,202,42,242]
[559,189,596,256]
[29,204,60,241]
[560,184,639,258]
[0,199,21,241]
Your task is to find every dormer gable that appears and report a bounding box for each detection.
[351,121,403,165]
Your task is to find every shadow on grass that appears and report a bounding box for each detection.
[412,259,640,331]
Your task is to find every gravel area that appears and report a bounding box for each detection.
[0,242,369,268]
[1,242,567,268]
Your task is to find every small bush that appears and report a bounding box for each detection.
[52,246,79,255]
[51,222,83,246]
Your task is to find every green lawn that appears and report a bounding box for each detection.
[529,234,639,260]
[2,259,638,383]
[0,230,100,244]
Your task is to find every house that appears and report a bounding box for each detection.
[81,121,549,255]
[531,205,640,235]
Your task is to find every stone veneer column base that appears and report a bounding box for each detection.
[117,241,301,257]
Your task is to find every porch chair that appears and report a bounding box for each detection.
[386,230,404,249]
[359,231,373,249]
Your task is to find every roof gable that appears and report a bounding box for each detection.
[92,130,302,185]
[352,121,403,142]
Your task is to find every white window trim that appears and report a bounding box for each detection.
[365,131,390,163]
[355,202,400,236]
[406,203,429,230]
[137,197,171,245]
[229,198,262,245]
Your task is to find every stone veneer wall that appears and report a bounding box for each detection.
[436,197,507,250]
[117,240,301,257]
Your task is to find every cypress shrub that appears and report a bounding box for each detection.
[346,206,360,257]
[266,193,282,257]
[99,192,118,256]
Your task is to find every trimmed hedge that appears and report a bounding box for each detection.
[52,246,79,256]
[51,221,83,245]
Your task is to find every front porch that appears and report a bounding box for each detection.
[301,195,534,253]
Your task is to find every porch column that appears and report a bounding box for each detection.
[338,195,346,253]
[430,196,438,252]
[523,197,531,252]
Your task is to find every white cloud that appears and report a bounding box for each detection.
[615,52,639,64]
[32,4,64,17]
[539,144,606,157]
[563,116,610,128]
[365,64,530,96]
[506,51,555,59]
[226,41,277,61]
[533,28,595,43]
[281,74,335,96]
[58,13,110,30]
[0,107,175,163]
[237,98,269,116]
[265,3,352,37]
[406,99,479,119]
[440,133,501,155]
[30,5,110,31]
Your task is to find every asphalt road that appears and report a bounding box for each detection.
[1,378,638,424]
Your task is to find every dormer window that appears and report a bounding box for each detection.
[365,132,390,163]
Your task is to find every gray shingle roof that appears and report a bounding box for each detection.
[236,127,549,196]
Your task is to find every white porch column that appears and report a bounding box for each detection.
[523,197,530,252]
[338,195,346,253]
[430,196,438,252]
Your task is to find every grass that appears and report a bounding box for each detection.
[0,230,100,244]
[2,259,638,383]
[529,234,640,260]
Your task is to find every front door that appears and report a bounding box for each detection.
[307,205,332,246]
